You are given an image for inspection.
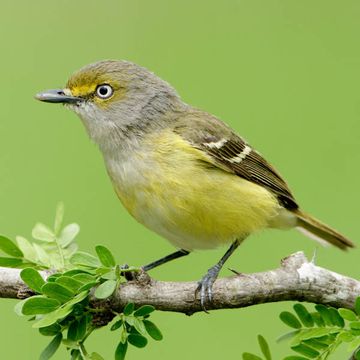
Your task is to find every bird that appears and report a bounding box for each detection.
[35,60,354,310]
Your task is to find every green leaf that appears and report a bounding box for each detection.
[33,304,73,328]
[70,349,80,360]
[348,336,360,352]
[128,334,148,348]
[72,273,96,284]
[32,223,55,242]
[338,331,355,342]
[124,316,135,326]
[78,281,98,292]
[63,242,79,259]
[320,333,338,345]
[22,296,60,315]
[94,280,117,299]
[46,274,61,282]
[34,293,88,328]
[77,316,87,340]
[55,276,83,292]
[0,257,24,267]
[143,320,163,340]
[339,308,358,321]
[257,335,271,360]
[355,297,360,316]
[310,312,325,327]
[59,223,80,248]
[315,305,333,326]
[280,311,302,329]
[54,202,64,235]
[350,321,360,330]
[16,236,37,262]
[64,290,90,307]
[70,251,100,268]
[123,303,134,316]
[328,307,345,327]
[0,235,23,257]
[290,328,338,347]
[63,269,90,277]
[89,353,105,360]
[242,353,262,360]
[356,349,360,360]
[62,339,78,349]
[283,357,309,360]
[291,343,320,358]
[111,320,123,331]
[20,268,45,293]
[41,282,74,303]
[95,245,116,267]
[293,304,314,328]
[115,341,128,360]
[120,326,128,344]
[67,320,79,341]
[134,305,155,317]
[39,333,62,360]
[101,270,116,280]
[96,267,113,276]
[33,243,51,266]
[303,338,329,350]
[133,317,147,335]
[39,323,62,336]
[72,303,85,317]
[351,328,360,336]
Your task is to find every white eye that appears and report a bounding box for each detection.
[96,84,113,99]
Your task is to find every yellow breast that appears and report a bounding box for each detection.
[106,130,280,250]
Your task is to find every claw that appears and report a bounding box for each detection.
[195,264,221,312]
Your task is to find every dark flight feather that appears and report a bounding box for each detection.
[174,110,298,209]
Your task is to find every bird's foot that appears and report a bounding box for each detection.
[120,264,144,282]
[120,264,135,281]
[196,264,221,312]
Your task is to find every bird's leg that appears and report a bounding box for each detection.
[142,249,190,272]
[196,239,241,312]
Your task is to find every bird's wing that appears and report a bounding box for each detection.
[173,110,298,210]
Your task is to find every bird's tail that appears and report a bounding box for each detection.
[293,209,355,250]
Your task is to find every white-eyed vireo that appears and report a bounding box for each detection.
[36,60,354,310]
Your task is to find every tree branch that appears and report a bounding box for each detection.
[1,252,359,315]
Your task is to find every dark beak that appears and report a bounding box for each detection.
[35,89,82,104]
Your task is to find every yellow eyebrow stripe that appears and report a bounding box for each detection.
[70,84,97,97]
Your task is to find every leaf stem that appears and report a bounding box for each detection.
[54,236,65,270]
[79,343,88,358]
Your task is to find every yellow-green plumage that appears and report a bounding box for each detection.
[107,129,281,250]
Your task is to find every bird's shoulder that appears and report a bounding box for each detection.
[172,109,298,210]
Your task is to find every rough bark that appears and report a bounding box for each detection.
[0,252,359,315]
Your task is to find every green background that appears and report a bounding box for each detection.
[1,0,359,358]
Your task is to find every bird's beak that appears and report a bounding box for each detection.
[35,89,82,104]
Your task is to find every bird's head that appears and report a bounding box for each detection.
[36,60,181,148]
